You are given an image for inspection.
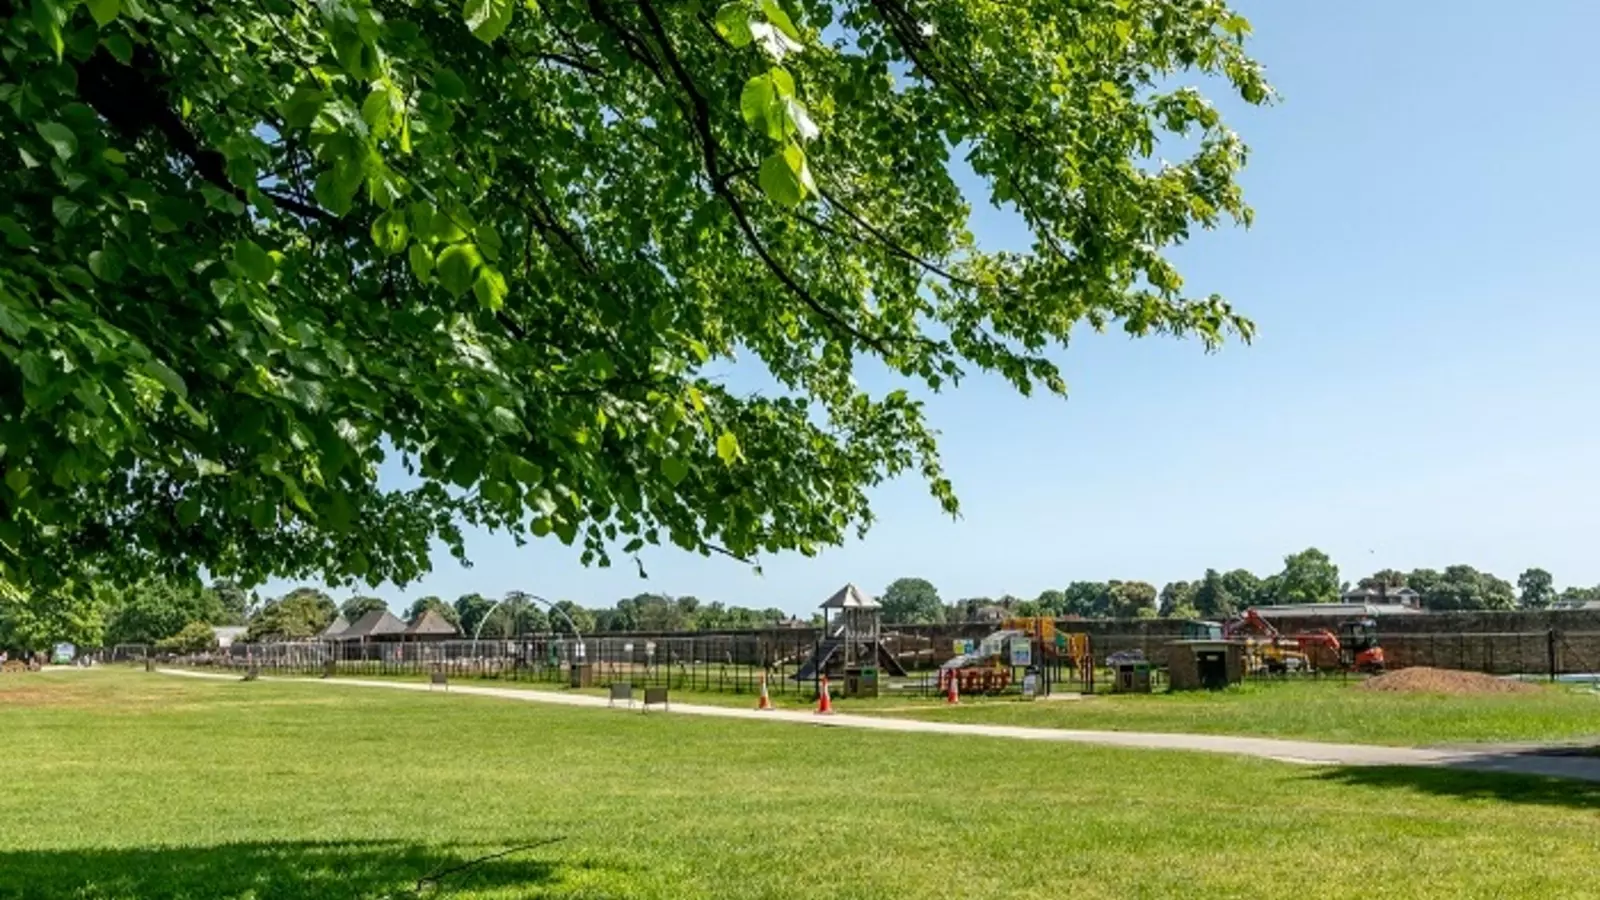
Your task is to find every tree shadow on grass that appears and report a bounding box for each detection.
[1315,764,1600,811]
[0,837,575,899]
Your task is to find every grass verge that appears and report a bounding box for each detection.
[3,670,1599,899]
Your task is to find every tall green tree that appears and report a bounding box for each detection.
[208,579,254,626]
[1218,569,1261,608]
[1517,568,1555,609]
[1421,565,1515,611]
[403,595,459,627]
[1158,581,1197,618]
[453,593,497,637]
[245,587,336,640]
[1108,581,1158,619]
[0,583,105,651]
[0,0,1269,598]
[105,577,227,646]
[339,596,389,621]
[1359,569,1407,591]
[1275,548,1340,605]
[1406,568,1443,597]
[880,577,943,624]
[1057,582,1109,618]
[1192,569,1238,618]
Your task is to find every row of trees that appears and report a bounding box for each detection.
[6,545,1595,651]
[0,580,805,651]
[877,550,1594,624]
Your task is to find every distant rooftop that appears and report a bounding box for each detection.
[1254,603,1425,618]
[335,609,409,640]
[818,583,880,610]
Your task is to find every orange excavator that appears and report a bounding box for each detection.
[1226,609,1385,673]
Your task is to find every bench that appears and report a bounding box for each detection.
[608,682,634,708]
[642,687,669,712]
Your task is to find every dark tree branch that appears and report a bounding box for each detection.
[624,0,895,356]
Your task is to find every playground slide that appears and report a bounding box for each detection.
[940,629,1025,670]
[791,630,911,681]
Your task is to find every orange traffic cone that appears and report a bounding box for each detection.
[816,675,834,715]
[946,670,961,705]
[758,673,774,711]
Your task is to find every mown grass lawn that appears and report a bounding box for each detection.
[875,678,1600,747]
[3,670,1598,899]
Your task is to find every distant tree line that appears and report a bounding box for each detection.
[2,547,1591,652]
[0,580,808,652]
[874,550,1590,624]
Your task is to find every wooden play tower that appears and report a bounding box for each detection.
[793,583,905,695]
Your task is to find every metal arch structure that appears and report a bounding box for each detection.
[471,592,584,653]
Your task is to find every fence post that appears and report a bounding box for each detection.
[1547,628,1557,682]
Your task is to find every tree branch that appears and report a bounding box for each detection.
[624,0,893,355]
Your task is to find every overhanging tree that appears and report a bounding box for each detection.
[0,0,1269,591]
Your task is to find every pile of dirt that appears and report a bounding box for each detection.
[1358,666,1539,695]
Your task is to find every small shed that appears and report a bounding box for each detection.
[320,615,351,641]
[1108,652,1153,693]
[1167,640,1245,691]
[405,609,460,642]
[336,609,409,642]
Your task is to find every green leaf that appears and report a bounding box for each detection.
[176,497,201,528]
[4,467,29,495]
[86,0,121,26]
[758,147,806,207]
[104,32,132,62]
[361,87,395,139]
[436,243,483,297]
[141,358,188,400]
[463,0,515,43]
[487,406,521,434]
[35,122,76,160]
[280,87,328,130]
[371,210,409,256]
[234,239,277,283]
[51,197,81,226]
[714,3,754,47]
[741,73,777,129]
[661,457,689,486]
[716,432,741,466]
[432,69,468,100]
[18,351,50,386]
[31,1,64,59]
[87,247,124,282]
[472,265,507,311]
[407,243,435,282]
[760,0,801,40]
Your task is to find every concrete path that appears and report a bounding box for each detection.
[158,669,1600,783]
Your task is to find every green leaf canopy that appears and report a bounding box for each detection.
[0,0,1268,591]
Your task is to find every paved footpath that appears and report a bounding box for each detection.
[159,669,1600,783]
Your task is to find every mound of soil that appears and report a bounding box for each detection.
[1359,666,1539,695]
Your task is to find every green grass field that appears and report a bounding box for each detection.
[4,670,1599,899]
[871,679,1600,746]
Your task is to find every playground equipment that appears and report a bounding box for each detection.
[791,584,907,695]
[937,619,1091,695]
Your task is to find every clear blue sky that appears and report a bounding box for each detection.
[273,0,1600,614]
